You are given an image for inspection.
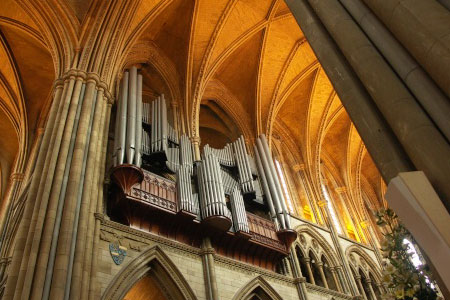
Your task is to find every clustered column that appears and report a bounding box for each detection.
[3,69,111,300]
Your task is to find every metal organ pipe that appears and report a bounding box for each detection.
[260,134,291,228]
[230,187,249,233]
[256,138,285,229]
[135,74,143,167]
[254,144,278,226]
[127,66,137,164]
[113,79,122,167]
[118,71,129,165]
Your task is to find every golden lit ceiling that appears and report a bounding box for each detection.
[0,0,385,233]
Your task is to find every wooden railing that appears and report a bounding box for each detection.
[127,170,177,213]
[247,212,286,252]
[125,169,287,253]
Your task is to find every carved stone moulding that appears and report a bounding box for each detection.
[202,215,232,232]
[110,164,144,194]
[277,229,297,249]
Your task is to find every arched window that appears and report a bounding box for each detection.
[321,183,343,234]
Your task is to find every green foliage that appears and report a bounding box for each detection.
[376,208,439,300]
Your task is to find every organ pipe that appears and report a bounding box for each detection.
[135,74,143,167]
[254,144,279,227]
[260,134,291,228]
[126,66,137,164]
[117,71,129,165]
[256,137,286,229]
[113,78,122,166]
[230,187,249,233]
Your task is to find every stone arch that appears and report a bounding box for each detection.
[295,224,340,267]
[345,245,382,283]
[101,245,197,300]
[232,276,283,300]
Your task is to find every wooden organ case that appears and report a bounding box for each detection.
[108,67,296,271]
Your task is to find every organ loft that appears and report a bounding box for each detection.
[0,1,448,300]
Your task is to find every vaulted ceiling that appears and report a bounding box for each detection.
[0,0,386,231]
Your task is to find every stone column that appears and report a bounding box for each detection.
[317,262,329,289]
[361,0,450,98]
[284,0,414,185]
[317,200,358,295]
[89,97,113,300]
[338,0,450,141]
[293,164,322,223]
[290,248,310,300]
[355,275,368,300]
[366,279,378,300]
[334,187,361,241]
[304,258,316,285]
[171,101,179,132]
[190,136,201,161]
[201,237,219,300]
[306,0,450,211]
[330,267,343,292]
[3,71,112,300]
[360,221,383,266]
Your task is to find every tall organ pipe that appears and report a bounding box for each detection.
[161,94,168,152]
[127,66,137,164]
[135,74,142,167]
[118,72,129,165]
[230,187,249,233]
[260,134,291,228]
[113,80,122,166]
[254,145,278,227]
[256,138,285,229]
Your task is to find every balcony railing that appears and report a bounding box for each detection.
[247,212,286,252]
[121,169,287,255]
[126,170,177,213]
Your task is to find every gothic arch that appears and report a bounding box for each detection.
[101,245,198,300]
[295,224,340,267]
[232,276,283,300]
[345,245,382,283]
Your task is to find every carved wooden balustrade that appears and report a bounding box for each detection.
[126,170,177,214]
[110,169,290,270]
[247,212,286,253]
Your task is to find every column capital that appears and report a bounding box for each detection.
[294,277,307,284]
[304,257,311,263]
[360,220,370,229]
[292,163,306,172]
[316,262,324,267]
[335,186,347,194]
[170,101,179,108]
[317,200,327,207]
[190,136,201,144]
[10,173,25,182]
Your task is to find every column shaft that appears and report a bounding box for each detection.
[285,0,413,184]
[362,0,450,98]
[306,0,450,210]
[318,263,329,289]
[339,0,450,141]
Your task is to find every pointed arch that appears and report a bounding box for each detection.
[232,276,283,300]
[345,245,382,283]
[101,245,197,300]
[294,224,340,267]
